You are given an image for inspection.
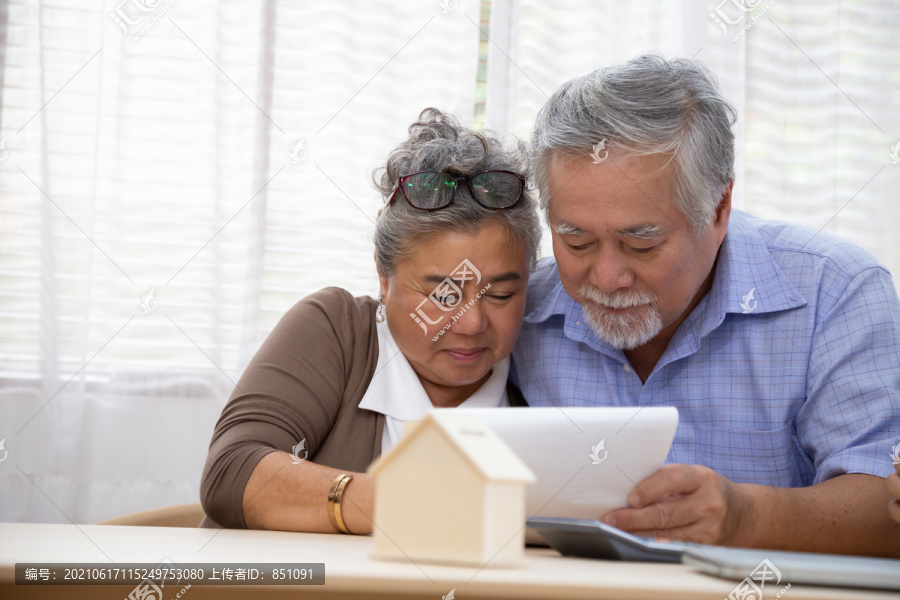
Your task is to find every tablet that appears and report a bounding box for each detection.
[446,407,679,523]
[529,517,685,562]
[682,546,900,591]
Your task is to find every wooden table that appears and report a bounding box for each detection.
[1,523,896,599]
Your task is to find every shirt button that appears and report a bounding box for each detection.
[623,364,633,373]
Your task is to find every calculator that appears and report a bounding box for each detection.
[528,517,686,562]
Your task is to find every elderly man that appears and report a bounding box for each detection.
[514,55,900,556]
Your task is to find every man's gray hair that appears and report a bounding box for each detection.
[530,54,737,237]
[373,108,541,278]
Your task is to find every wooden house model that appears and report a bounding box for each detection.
[368,411,536,567]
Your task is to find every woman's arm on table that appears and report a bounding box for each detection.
[200,288,378,531]
[242,451,374,534]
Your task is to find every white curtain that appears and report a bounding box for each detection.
[486,0,900,272]
[0,0,481,523]
[3,0,898,524]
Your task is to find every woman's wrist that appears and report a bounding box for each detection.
[327,474,354,533]
[338,473,374,535]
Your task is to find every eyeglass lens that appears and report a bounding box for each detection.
[403,172,521,209]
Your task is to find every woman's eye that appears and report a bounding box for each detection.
[489,294,513,301]
[568,242,591,251]
[432,291,459,307]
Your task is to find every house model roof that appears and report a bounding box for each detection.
[368,410,536,484]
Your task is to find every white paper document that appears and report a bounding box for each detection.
[449,406,679,524]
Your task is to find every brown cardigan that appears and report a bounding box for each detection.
[198,287,526,529]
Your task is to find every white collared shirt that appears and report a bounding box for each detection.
[358,318,510,455]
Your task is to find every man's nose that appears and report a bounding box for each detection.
[590,250,634,293]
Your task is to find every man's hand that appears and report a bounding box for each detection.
[601,464,752,545]
[602,468,899,555]
[887,462,900,525]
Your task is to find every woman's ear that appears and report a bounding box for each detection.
[375,255,389,299]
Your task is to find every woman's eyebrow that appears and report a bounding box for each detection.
[487,272,523,284]
[422,272,522,284]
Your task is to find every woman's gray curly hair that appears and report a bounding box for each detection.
[372,108,541,278]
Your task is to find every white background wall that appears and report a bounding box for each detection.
[1,0,897,523]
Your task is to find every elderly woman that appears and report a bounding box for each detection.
[199,108,541,534]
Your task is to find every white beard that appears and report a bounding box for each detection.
[578,284,663,350]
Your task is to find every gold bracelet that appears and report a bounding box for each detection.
[327,474,353,534]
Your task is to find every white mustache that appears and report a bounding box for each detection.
[579,284,657,310]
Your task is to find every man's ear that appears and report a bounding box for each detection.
[712,179,733,245]
[716,179,734,221]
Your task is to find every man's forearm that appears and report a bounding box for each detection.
[735,473,900,557]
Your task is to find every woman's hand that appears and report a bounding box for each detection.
[242,451,375,534]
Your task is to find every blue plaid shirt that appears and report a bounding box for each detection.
[513,210,900,487]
